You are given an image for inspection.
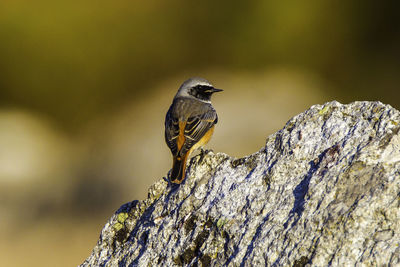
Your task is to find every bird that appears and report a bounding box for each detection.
[165,77,223,184]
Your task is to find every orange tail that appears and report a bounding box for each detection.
[170,153,189,184]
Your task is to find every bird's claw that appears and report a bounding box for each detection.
[199,148,213,162]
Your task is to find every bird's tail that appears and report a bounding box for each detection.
[170,153,189,184]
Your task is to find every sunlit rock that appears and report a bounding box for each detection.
[82,101,400,266]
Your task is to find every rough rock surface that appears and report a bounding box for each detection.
[81,101,400,266]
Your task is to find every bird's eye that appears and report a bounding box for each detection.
[195,85,213,93]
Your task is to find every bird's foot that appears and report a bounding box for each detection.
[199,148,213,162]
[200,148,213,155]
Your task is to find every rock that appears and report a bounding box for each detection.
[81,101,400,266]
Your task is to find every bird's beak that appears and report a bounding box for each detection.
[212,88,223,93]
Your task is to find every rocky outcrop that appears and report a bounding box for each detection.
[81,101,400,266]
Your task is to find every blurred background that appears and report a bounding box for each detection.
[0,0,399,266]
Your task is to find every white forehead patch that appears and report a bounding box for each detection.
[180,77,213,90]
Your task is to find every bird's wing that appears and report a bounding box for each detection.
[180,106,218,156]
[165,105,180,156]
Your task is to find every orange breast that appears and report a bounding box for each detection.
[189,125,215,153]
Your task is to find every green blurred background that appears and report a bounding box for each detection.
[0,1,399,266]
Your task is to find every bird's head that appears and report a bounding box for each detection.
[176,77,223,102]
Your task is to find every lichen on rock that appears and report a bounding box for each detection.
[81,101,400,266]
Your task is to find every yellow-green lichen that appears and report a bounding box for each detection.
[216,218,229,229]
[113,212,129,231]
[318,106,330,115]
[113,222,124,231]
[117,212,129,223]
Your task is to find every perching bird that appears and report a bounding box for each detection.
[165,77,222,184]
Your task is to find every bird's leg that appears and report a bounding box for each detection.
[201,148,213,154]
[198,148,206,163]
[199,148,213,163]
[165,170,181,191]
